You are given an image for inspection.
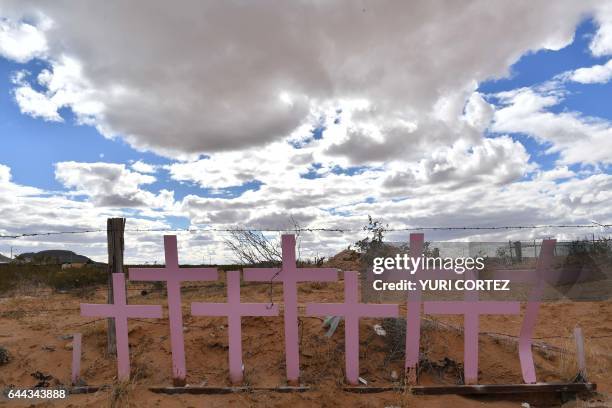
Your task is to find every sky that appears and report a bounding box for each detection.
[0,1,611,263]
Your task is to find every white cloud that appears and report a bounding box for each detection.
[565,59,612,84]
[0,164,11,183]
[130,160,157,174]
[590,2,612,56]
[0,18,48,62]
[1,2,611,264]
[54,161,174,209]
[537,166,576,181]
[0,1,597,159]
[491,87,612,165]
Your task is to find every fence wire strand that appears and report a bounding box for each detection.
[1,223,611,239]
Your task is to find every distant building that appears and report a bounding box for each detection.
[61,262,88,270]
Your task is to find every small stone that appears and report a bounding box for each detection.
[390,370,398,380]
[42,345,56,352]
[64,342,73,351]
[373,324,387,336]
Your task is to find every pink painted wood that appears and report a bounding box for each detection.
[518,239,556,383]
[424,267,521,384]
[80,273,162,381]
[191,270,279,383]
[129,235,218,385]
[244,234,338,383]
[405,233,424,381]
[494,239,557,383]
[71,333,82,385]
[306,271,399,385]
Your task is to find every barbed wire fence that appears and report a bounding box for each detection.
[1,222,611,239]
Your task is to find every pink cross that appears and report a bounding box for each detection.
[129,235,218,385]
[80,273,163,381]
[306,271,399,385]
[495,239,556,383]
[424,267,521,384]
[386,233,444,384]
[191,270,279,383]
[244,234,338,383]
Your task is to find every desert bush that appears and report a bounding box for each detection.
[0,264,107,294]
[46,267,107,291]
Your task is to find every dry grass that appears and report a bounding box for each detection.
[107,379,135,408]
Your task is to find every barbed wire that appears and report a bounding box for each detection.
[1,223,610,239]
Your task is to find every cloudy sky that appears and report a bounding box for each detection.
[0,1,611,263]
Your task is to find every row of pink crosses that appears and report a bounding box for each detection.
[79,233,556,386]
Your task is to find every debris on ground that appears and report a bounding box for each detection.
[31,371,53,388]
[0,346,10,365]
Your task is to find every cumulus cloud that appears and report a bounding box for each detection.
[130,160,157,174]
[0,18,48,62]
[491,87,612,165]
[54,161,174,208]
[590,2,612,56]
[0,163,11,183]
[0,0,597,159]
[565,59,612,84]
[1,2,611,263]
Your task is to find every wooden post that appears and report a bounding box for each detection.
[106,218,126,356]
[574,326,587,381]
[514,241,522,263]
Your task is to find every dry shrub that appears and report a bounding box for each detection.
[107,380,134,408]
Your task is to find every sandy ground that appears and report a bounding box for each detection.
[1,277,611,407]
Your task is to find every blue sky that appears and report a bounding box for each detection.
[0,2,611,262]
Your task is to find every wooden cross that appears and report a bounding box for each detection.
[306,271,399,385]
[495,239,556,383]
[244,234,338,383]
[81,273,163,380]
[191,270,279,383]
[424,267,521,384]
[129,235,218,385]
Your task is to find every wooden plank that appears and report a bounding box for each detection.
[148,386,310,395]
[411,382,597,395]
[70,385,109,394]
[343,386,403,394]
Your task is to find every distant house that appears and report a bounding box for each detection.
[61,262,88,270]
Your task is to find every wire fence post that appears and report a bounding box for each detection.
[106,217,126,356]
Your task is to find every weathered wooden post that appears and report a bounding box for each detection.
[106,217,126,356]
[514,241,522,263]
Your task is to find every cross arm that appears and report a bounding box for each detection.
[243,268,281,282]
[238,303,279,316]
[305,303,347,316]
[356,303,399,318]
[424,301,521,315]
[191,302,231,316]
[296,268,338,282]
[126,305,163,318]
[80,303,116,317]
[129,268,168,281]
